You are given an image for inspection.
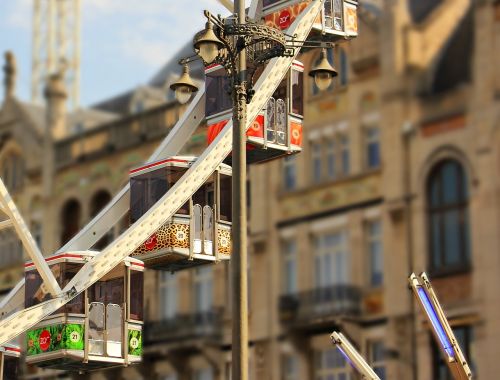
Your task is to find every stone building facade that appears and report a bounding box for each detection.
[0,0,499,379]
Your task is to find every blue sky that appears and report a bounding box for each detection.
[0,0,240,107]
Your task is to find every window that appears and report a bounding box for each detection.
[1,154,24,192]
[0,230,23,268]
[310,135,350,184]
[60,199,81,245]
[194,266,213,312]
[283,155,297,190]
[427,160,471,274]
[369,340,387,379]
[339,49,348,87]
[432,326,475,380]
[31,221,42,249]
[315,348,352,380]
[193,368,213,380]
[326,140,336,180]
[314,231,349,288]
[159,272,177,319]
[340,135,350,175]
[311,142,323,183]
[367,220,383,287]
[282,354,299,380]
[206,67,232,117]
[282,240,297,295]
[162,375,178,380]
[365,127,381,169]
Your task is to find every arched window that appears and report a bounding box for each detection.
[61,199,81,245]
[90,190,112,249]
[427,160,471,274]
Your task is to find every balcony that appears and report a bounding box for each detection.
[144,309,223,347]
[279,285,362,332]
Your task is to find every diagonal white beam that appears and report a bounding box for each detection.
[0,0,324,347]
[0,220,13,231]
[0,179,61,296]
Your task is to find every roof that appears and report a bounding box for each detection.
[15,100,45,134]
[92,85,167,115]
[430,6,473,94]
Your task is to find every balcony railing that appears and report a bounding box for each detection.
[144,309,223,346]
[279,285,362,329]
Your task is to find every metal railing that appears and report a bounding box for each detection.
[144,309,223,345]
[279,285,362,326]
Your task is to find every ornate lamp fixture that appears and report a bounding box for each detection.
[191,10,293,100]
[308,48,338,91]
[169,63,199,104]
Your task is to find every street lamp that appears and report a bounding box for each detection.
[193,21,224,65]
[308,48,338,91]
[172,5,341,380]
[169,63,199,104]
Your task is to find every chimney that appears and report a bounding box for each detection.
[44,72,67,140]
[3,51,16,100]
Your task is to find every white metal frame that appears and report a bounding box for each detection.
[0,179,61,296]
[0,0,324,348]
[330,331,381,380]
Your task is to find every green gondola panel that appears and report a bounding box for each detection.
[24,251,144,371]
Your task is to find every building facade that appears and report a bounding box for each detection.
[0,0,499,379]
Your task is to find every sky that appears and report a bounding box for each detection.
[0,0,246,107]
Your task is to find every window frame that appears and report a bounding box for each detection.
[281,239,298,295]
[431,325,474,380]
[368,340,387,380]
[364,126,381,170]
[314,347,352,380]
[427,160,471,276]
[366,219,383,287]
[282,155,297,191]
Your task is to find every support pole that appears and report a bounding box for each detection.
[231,0,248,378]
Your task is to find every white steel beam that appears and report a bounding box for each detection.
[0,220,13,231]
[0,279,25,318]
[409,273,473,380]
[0,179,61,297]
[0,0,323,346]
[59,84,207,252]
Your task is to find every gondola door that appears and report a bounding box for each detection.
[88,278,125,358]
